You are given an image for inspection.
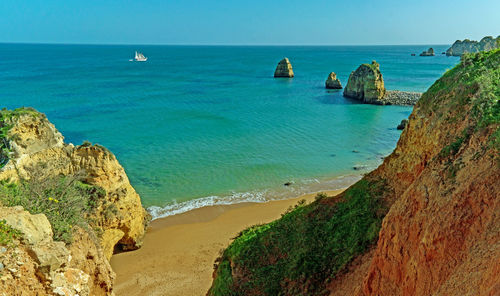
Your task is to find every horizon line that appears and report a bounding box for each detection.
[0,41,452,47]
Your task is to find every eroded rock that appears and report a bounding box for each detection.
[325,72,342,89]
[274,58,294,78]
[419,47,435,56]
[344,61,386,103]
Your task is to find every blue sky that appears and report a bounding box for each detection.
[1,0,499,45]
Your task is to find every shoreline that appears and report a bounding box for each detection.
[146,173,365,220]
[110,188,346,296]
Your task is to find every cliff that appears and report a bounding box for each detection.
[0,109,150,295]
[208,49,500,295]
[344,61,386,104]
[446,36,500,56]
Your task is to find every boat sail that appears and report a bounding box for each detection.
[134,51,148,62]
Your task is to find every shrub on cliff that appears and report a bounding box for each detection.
[209,179,387,296]
[421,49,500,153]
[0,172,105,244]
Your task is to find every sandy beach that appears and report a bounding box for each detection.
[110,189,345,296]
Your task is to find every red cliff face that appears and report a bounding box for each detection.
[349,50,500,296]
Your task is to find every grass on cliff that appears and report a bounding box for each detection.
[0,173,105,244]
[0,219,22,247]
[209,178,387,296]
[421,49,500,155]
[0,107,40,168]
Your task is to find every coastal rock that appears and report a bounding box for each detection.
[325,72,342,89]
[344,61,386,103]
[396,119,408,130]
[274,58,294,78]
[381,90,422,105]
[0,110,150,260]
[419,47,435,56]
[446,36,500,56]
[0,206,112,296]
[0,206,53,245]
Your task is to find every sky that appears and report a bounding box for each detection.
[0,0,499,45]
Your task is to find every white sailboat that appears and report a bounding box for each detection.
[134,51,148,62]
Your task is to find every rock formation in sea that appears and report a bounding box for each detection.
[274,58,294,78]
[396,119,408,130]
[325,72,342,89]
[419,47,435,56]
[446,36,500,56]
[343,61,386,104]
[208,49,500,296]
[0,108,150,295]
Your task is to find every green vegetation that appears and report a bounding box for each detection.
[209,179,387,296]
[0,107,40,168]
[0,174,105,244]
[0,219,22,247]
[422,49,500,154]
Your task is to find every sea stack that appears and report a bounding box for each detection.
[325,72,342,89]
[343,60,386,103]
[274,58,294,78]
[419,48,435,56]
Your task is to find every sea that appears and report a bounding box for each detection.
[0,44,460,219]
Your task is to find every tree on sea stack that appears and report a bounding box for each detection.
[343,60,386,103]
[274,58,294,78]
[325,72,342,89]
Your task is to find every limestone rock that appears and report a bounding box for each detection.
[419,47,435,56]
[101,229,125,260]
[51,268,91,296]
[31,241,71,273]
[343,61,386,103]
[274,58,294,78]
[446,36,500,56]
[0,206,109,295]
[0,206,53,245]
[0,110,150,259]
[325,72,342,89]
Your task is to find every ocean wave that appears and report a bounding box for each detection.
[147,190,270,220]
[147,174,363,220]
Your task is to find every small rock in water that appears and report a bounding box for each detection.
[352,150,360,153]
[411,53,416,56]
[397,119,408,130]
[353,165,368,171]
[330,154,336,157]
[325,72,342,89]
[284,182,293,186]
[419,48,435,56]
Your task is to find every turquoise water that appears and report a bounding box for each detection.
[0,44,459,217]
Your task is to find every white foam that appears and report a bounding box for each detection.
[146,174,364,220]
[147,190,269,220]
